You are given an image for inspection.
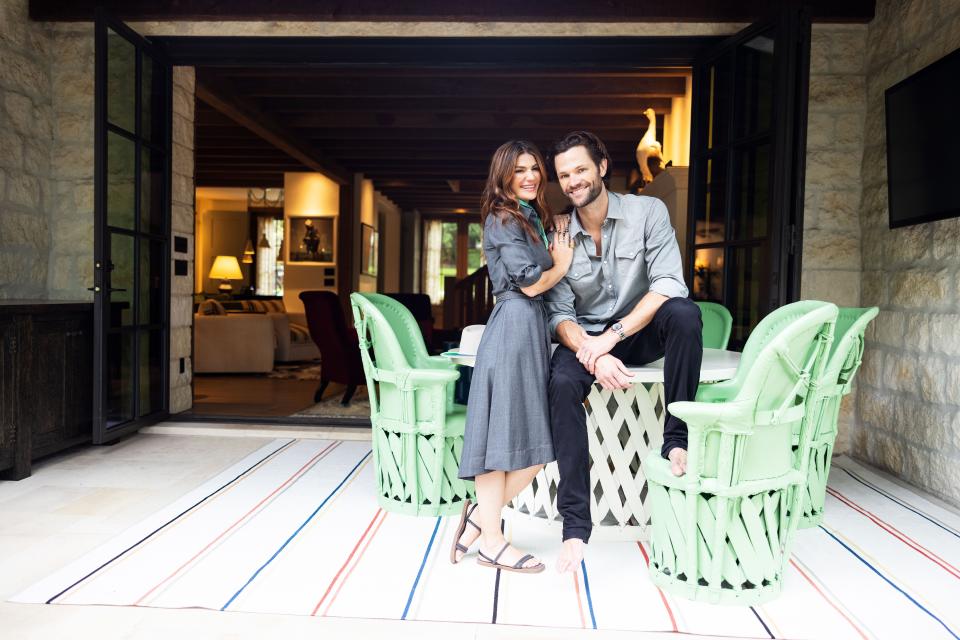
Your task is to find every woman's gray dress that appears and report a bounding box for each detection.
[458,203,556,480]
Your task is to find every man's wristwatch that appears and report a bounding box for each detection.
[608,321,626,341]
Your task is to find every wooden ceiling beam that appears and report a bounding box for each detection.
[262,96,675,116]
[195,73,351,185]
[284,112,657,130]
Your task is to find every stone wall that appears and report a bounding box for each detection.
[169,67,195,413]
[800,24,868,453]
[0,0,53,299]
[856,0,960,507]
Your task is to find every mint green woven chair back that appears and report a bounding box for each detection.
[358,293,432,367]
[695,301,733,350]
[697,301,838,484]
[350,293,472,516]
[799,306,878,527]
[643,300,837,605]
[357,292,460,413]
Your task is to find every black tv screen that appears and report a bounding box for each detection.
[885,47,960,228]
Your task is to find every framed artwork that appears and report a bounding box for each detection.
[361,223,378,277]
[287,216,335,263]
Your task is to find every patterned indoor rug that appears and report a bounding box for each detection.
[266,362,323,380]
[12,441,960,639]
[291,388,370,418]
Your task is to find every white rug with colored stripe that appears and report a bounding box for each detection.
[12,439,960,639]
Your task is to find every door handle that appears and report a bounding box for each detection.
[87,287,127,293]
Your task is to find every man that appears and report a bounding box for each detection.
[544,131,703,573]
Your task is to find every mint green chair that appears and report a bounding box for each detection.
[695,301,733,350]
[350,293,474,517]
[642,301,837,605]
[798,306,878,528]
[356,293,464,415]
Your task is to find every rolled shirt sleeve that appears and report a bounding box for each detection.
[543,276,579,338]
[643,199,688,299]
[486,216,543,288]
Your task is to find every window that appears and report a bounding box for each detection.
[255,216,284,296]
[422,218,485,304]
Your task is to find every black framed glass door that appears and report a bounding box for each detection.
[92,10,172,443]
[688,9,810,348]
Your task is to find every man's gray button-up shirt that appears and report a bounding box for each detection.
[544,192,688,335]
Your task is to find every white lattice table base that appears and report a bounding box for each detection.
[507,382,665,541]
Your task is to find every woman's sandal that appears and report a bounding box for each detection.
[449,499,481,564]
[477,541,545,574]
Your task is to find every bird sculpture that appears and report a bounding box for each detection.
[636,107,664,185]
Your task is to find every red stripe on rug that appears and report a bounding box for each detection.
[320,509,389,617]
[637,541,679,633]
[311,508,383,616]
[134,441,341,606]
[789,558,869,640]
[572,572,587,629]
[827,487,960,580]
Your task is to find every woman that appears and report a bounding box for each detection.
[452,141,574,574]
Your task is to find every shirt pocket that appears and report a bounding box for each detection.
[615,239,644,260]
[567,254,593,281]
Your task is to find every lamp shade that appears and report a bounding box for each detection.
[209,255,243,280]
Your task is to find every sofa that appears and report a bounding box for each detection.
[193,301,275,373]
[221,298,320,362]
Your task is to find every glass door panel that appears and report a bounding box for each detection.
[93,11,171,443]
[689,9,810,349]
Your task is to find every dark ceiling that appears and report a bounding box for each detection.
[194,66,690,215]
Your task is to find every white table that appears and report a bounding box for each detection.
[442,347,741,540]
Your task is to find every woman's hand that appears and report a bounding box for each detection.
[549,217,575,273]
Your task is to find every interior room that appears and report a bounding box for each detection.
[185,62,694,422]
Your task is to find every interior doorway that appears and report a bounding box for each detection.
[146,29,807,424]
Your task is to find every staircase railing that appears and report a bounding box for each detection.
[443,266,493,329]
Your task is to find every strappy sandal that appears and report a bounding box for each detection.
[477,541,545,574]
[449,499,481,564]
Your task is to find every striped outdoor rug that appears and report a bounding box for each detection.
[12,439,960,639]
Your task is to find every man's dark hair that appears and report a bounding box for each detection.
[549,130,612,174]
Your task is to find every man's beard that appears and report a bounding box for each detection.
[569,180,603,208]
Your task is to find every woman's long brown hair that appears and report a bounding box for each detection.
[480,140,554,241]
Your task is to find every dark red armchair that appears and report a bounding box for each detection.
[298,291,366,405]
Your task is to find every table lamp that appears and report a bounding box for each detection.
[209,255,243,294]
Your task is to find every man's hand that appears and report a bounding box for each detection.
[592,354,634,390]
[576,331,619,373]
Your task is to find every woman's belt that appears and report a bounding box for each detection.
[494,290,542,303]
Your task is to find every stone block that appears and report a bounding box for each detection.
[860,347,884,388]
[889,269,951,310]
[170,383,193,414]
[173,143,195,179]
[51,144,94,180]
[172,173,194,208]
[805,150,863,190]
[57,111,94,144]
[859,386,894,427]
[172,113,194,150]
[170,326,192,359]
[802,229,861,270]
[931,218,960,262]
[170,294,194,328]
[0,210,48,250]
[805,111,835,150]
[875,310,905,346]
[800,269,860,307]
[808,75,866,110]
[0,126,25,170]
[916,355,947,404]
[830,27,867,74]
[860,266,888,308]
[52,65,94,111]
[884,223,931,264]
[929,314,960,356]
[51,33,95,69]
[883,352,919,395]
[0,50,50,97]
[4,91,36,136]
[173,66,196,94]
[903,312,930,352]
[6,173,42,208]
[834,113,865,148]
[818,189,861,231]
[22,139,50,176]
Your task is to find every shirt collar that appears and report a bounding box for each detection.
[569,190,622,237]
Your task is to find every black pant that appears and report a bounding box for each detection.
[548,297,703,543]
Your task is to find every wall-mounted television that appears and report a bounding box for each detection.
[885,47,960,228]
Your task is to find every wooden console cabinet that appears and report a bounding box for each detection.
[0,301,93,480]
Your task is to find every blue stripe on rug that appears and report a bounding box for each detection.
[820,525,959,640]
[840,467,960,540]
[46,438,297,605]
[580,560,597,630]
[221,449,372,611]
[402,516,442,620]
